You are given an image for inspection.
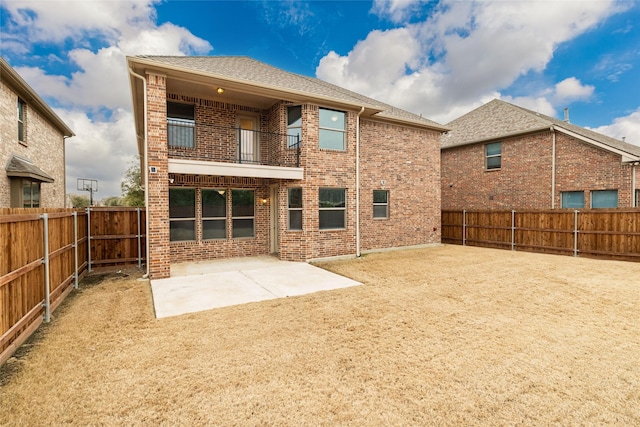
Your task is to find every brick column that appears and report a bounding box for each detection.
[146,73,170,278]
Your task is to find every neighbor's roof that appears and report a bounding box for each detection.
[442,99,640,159]
[0,57,74,137]
[129,55,447,132]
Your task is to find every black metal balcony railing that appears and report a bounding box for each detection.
[168,121,301,168]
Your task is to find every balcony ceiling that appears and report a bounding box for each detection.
[167,77,283,110]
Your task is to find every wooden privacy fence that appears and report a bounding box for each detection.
[87,207,147,271]
[442,209,640,262]
[1,207,146,366]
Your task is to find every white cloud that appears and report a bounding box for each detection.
[61,108,137,198]
[589,109,640,148]
[553,77,595,104]
[2,1,212,198]
[118,23,213,56]
[317,0,623,124]
[371,0,425,23]
[1,0,158,48]
[318,28,420,99]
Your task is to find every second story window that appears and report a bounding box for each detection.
[319,108,345,151]
[485,142,501,170]
[167,102,195,148]
[18,98,25,143]
[287,105,302,148]
[373,190,389,219]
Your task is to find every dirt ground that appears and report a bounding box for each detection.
[1,245,639,426]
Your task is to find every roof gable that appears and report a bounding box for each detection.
[130,55,447,131]
[442,99,640,160]
[0,57,74,138]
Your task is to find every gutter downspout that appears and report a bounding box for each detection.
[356,106,365,257]
[129,68,150,279]
[551,126,556,209]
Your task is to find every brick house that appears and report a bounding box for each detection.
[441,99,640,210]
[1,57,74,208]
[127,56,446,279]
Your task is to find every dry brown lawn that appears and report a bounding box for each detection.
[1,245,639,426]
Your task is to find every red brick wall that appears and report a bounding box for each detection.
[168,175,270,263]
[441,130,636,210]
[359,120,441,250]
[146,72,170,278]
[279,104,357,261]
[146,86,443,275]
[555,133,635,208]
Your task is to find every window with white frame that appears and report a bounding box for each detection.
[373,190,389,219]
[561,191,584,209]
[18,98,25,143]
[288,187,302,230]
[319,188,346,229]
[591,190,618,208]
[202,189,226,240]
[485,142,501,170]
[287,105,302,149]
[169,188,196,241]
[636,190,640,207]
[167,102,195,148]
[319,108,346,151]
[22,180,40,208]
[232,189,255,238]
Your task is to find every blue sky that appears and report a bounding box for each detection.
[2,0,639,199]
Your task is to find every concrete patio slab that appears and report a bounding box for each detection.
[150,256,361,319]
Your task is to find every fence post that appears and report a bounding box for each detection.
[41,213,51,323]
[462,209,466,246]
[137,208,142,269]
[73,211,79,289]
[511,210,516,251]
[87,207,92,272]
[573,210,579,257]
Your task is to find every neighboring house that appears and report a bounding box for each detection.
[441,99,640,210]
[127,55,446,279]
[1,57,74,208]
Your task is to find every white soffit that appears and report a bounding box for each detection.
[168,159,304,180]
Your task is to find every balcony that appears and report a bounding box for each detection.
[167,121,303,180]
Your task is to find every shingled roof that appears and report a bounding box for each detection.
[132,55,447,131]
[442,99,640,160]
[1,57,74,138]
[5,155,54,182]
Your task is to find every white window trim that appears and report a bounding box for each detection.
[373,190,389,219]
[485,142,502,170]
[319,108,346,151]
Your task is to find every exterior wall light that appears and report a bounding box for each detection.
[217,87,224,94]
